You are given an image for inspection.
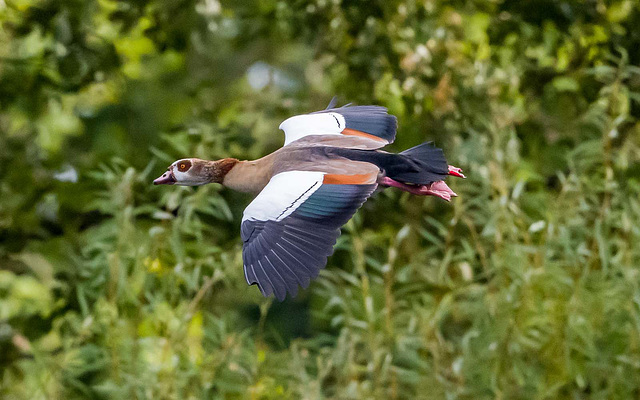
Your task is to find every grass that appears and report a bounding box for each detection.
[2,0,640,398]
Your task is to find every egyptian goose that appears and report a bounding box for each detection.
[154,99,465,300]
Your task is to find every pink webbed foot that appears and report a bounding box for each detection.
[418,181,457,201]
[448,165,465,178]
[378,177,457,202]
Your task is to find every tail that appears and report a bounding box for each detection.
[324,142,449,185]
[391,142,449,185]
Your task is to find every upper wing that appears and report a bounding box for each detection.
[241,170,377,301]
[279,103,398,147]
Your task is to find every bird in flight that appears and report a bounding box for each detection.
[154,99,465,300]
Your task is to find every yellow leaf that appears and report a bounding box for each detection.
[257,349,266,364]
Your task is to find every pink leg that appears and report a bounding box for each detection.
[378,177,457,202]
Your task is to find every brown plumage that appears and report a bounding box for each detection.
[154,100,465,300]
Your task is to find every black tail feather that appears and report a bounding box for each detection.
[393,142,448,185]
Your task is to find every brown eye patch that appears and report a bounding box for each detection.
[177,160,191,172]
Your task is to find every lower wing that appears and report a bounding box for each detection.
[241,169,378,300]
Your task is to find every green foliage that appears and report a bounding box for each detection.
[2,0,640,398]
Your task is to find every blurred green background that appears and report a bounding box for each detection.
[2,0,640,398]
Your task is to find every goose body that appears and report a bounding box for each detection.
[154,100,464,300]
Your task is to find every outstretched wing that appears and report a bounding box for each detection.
[241,170,377,301]
[279,102,398,147]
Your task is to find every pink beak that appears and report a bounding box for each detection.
[153,170,176,185]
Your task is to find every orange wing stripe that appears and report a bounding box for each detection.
[323,173,375,185]
[341,128,387,143]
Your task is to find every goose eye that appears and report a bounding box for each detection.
[177,161,191,172]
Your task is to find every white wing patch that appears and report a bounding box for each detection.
[279,113,346,146]
[242,171,325,222]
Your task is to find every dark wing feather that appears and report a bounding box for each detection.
[241,183,376,301]
[325,96,339,110]
[316,105,398,143]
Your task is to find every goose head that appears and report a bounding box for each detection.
[154,158,238,186]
